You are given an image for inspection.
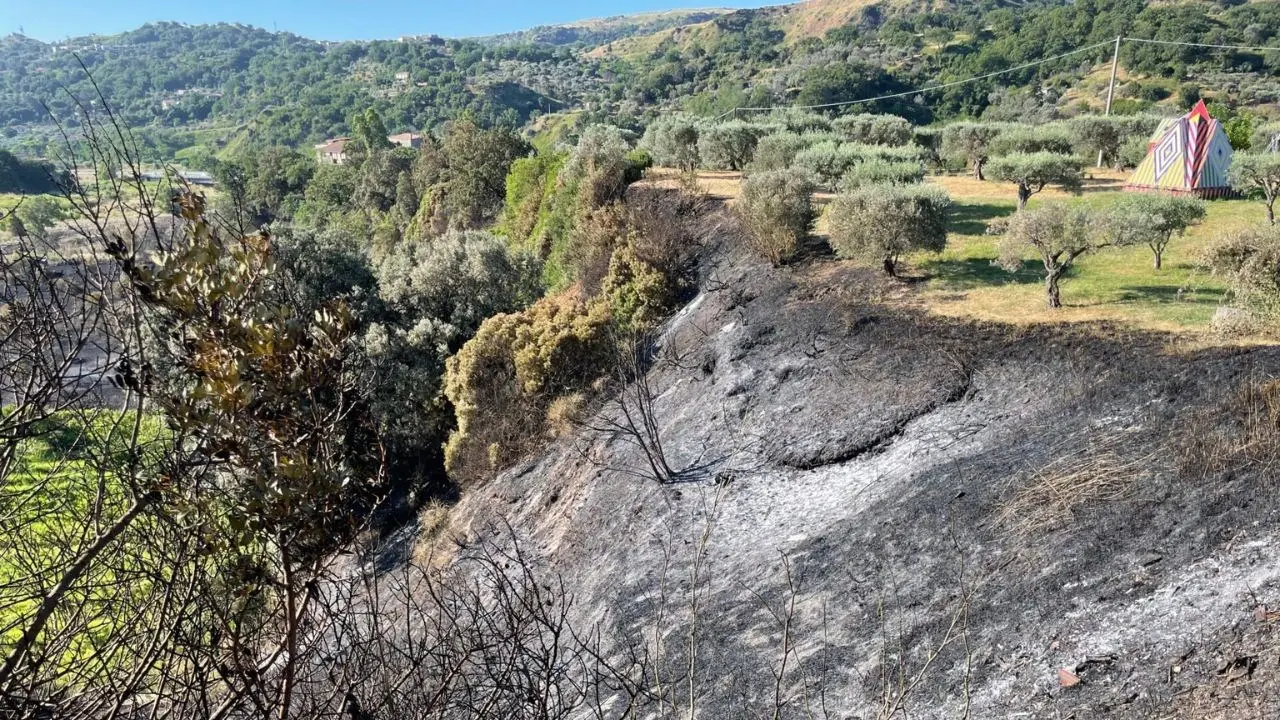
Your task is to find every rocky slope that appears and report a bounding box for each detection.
[432,203,1280,719]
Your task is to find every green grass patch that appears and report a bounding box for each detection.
[912,186,1266,334]
[0,410,170,659]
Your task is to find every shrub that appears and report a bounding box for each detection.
[599,244,679,332]
[565,201,629,294]
[498,153,566,249]
[564,124,633,208]
[827,183,950,276]
[1203,224,1280,321]
[443,292,614,481]
[749,132,811,172]
[367,230,543,462]
[839,157,924,190]
[831,113,913,146]
[697,120,764,171]
[641,116,700,171]
[625,148,653,183]
[736,169,816,266]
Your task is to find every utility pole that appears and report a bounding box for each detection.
[1098,35,1122,167]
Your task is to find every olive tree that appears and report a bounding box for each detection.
[641,116,700,172]
[987,152,1083,210]
[832,113,913,146]
[564,124,633,206]
[1108,194,1206,269]
[1229,152,1280,225]
[827,183,951,277]
[839,157,924,190]
[1067,115,1128,167]
[736,169,816,266]
[941,122,1004,180]
[990,125,1074,156]
[697,120,763,171]
[998,202,1110,308]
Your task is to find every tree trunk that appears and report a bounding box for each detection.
[1268,200,1276,226]
[973,159,985,181]
[1046,272,1062,309]
[1016,183,1031,210]
[1153,250,1163,270]
[883,256,897,277]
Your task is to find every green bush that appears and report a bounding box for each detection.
[832,113,914,146]
[625,148,654,183]
[839,157,924,190]
[827,183,950,276]
[443,292,614,481]
[1204,224,1280,321]
[749,132,812,173]
[498,153,567,250]
[736,169,816,266]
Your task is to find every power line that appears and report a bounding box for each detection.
[719,39,1114,117]
[1123,37,1280,53]
[717,35,1280,119]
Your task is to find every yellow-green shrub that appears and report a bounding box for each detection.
[443,291,613,481]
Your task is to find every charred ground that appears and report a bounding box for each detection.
[430,198,1280,718]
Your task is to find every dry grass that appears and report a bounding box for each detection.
[773,0,883,43]
[997,437,1156,539]
[1179,378,1280,481]
[411,499,455,567]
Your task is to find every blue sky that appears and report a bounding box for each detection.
[1,0,774,42]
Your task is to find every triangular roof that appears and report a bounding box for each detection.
[1124,100,1234,198]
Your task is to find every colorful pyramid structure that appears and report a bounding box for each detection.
[1124,100,1234,198]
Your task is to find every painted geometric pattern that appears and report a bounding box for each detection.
[1125,100,1233,194]
[1151,123,1184,185]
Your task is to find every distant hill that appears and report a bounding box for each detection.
[475,8,732,46]
[2,0,1278,161]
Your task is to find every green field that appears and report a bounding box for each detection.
[913,171,1267,337]
[0,411,168,659]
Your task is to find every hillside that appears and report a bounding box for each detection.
[475,8,733,46]
[421,188,1280,718]
[4,0,1280,162]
